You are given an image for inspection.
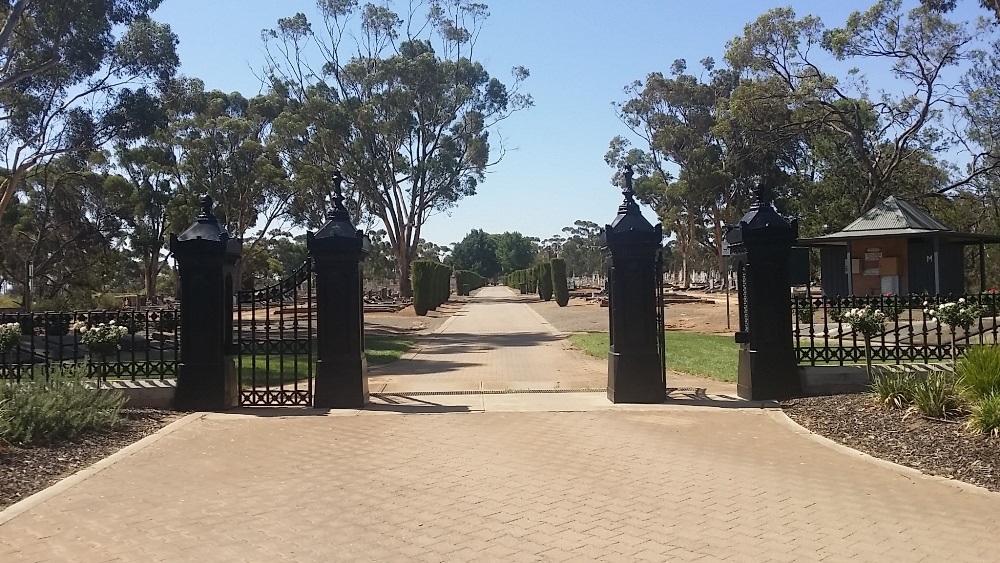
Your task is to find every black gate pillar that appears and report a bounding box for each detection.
[601,166,666,404]
[169,196,242,411]
[308,172,370,409]
[725,186,801,400]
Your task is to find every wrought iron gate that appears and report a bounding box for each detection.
[656,249,666,387]
[235,259,314,406]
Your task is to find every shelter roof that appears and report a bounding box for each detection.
[797,196,1000,246]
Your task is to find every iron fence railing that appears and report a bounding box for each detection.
[792,292,1000,366]
[0,309,180,382]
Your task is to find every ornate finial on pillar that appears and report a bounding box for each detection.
[199,195,214,218]
[752,184,775,211]
[329,170,348,220]
[623,164,636,201]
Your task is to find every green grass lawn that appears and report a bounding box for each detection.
[568,331,739,382]
[236,335,412,386]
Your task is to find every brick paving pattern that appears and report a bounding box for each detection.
[2,285,999,561]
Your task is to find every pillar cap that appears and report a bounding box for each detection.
[307,171,370,255]
[176,195,229,242]
[601,165,662,248]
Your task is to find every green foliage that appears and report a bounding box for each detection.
[910,371,966,419]
[957,346,1000,402]
[411,260,452,316]
[537,262,553,301]
[0,0,179,222]
[263,1,531,296]
[0,322,21,352]
[967,394,1000,436]
[493,232,539,274]
[795,303,814,325]
[925,298,982,332]
[411,261,435,316]
[551,258,569,307]
[449,229,500,278]
[0,367,125,446]
[454,270,487,296]
[870,369,914,409]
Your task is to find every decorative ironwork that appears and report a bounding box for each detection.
[235,259,315,406]
[792,292,1000,365]
[0,309,180,382]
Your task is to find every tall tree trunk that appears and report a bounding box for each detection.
[398,251,412,298]
[143,254,158,301]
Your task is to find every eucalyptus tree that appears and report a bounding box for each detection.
[493,231,538,274]
[167,79,291,286]
[725,1,998,213]
[0,1,178,221]
[105,134,179,300]
[0,155,127,307]
[609,58,736,286]
[262,0,531,296]
[449,229,500,278]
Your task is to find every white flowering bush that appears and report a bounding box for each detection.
[924,298,982,332]
[0,322,21,353]
[839,306,887,337]
[71,320,128,357]
[839,305,888,381]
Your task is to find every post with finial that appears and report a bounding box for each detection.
[169,196,243,411]
[724,184,801,400]
[307,171,371,408]
[599,165,666,403]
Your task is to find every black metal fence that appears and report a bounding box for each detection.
[0,309,180,381]
[234,259,314,406]
[793,292,1000,365]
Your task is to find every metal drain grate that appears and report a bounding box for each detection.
[371,388,607,397]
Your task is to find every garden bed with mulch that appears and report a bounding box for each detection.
[0,408,179,509]
[782,393,1000,492]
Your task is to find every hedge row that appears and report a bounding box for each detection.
[504,261,568,307]
[412,260,452,316]
[454,270,487,296]
[505,268,536,294]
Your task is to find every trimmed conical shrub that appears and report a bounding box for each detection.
[552,258,569,307]
[538,262,553,301]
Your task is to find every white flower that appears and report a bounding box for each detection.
[923,301,929,306]
[959,298,966,304]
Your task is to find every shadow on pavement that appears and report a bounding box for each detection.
[666,388,776,409]
[366,394,473,413]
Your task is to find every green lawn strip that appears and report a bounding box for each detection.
[568,331,739,382]
[236,335,413,386]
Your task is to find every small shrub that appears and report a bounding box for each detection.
[957,345,1000,402]
[909,370,965,419]
[0,322,21,353]
[0,366,125,445]
[795,304,814,325]
[72,320,129,357]
[967,393,1000,437]
[870,368,914,410]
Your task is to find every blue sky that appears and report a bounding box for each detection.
[151,0,982,247]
